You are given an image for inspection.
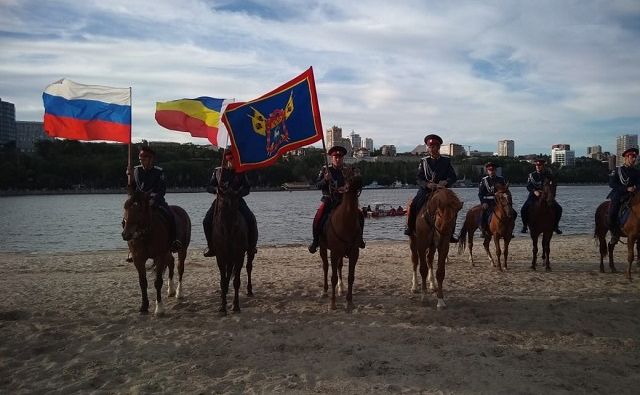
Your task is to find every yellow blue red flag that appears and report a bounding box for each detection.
[221,67,323,171]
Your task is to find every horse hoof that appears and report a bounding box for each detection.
[346,303,354,313]
[330,303,337,310]
[139,308,149,315]
[321,292,328,298]
[436,299,447,310]
[530,266,536,271]
[545,267,552,272]
[232,307,241,313]
[168,291,176,297]
[411,287,420,294]
[247,290,254,297]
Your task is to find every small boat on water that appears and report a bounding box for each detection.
[281,182,314,191]
[362,202,407,218]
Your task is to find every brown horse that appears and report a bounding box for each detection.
[595,196,640,279]
[319,166,363,311]
[122,191,191,314]
[526,176,557,271]
[458,183,515,270]
[210,186,258,314]
[409,188,463,309]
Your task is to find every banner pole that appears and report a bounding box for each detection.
[127,87,133,189]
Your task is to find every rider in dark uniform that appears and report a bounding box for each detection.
[607,147,640,238]
[520,159,563,234]
[308,145,365,254]
[404,134,458,242]
[132,146,181,251]
[478,162,507,238]
[203,150,257,257]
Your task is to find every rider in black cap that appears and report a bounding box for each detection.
[607,147,640,239]
[131,146,181,252]
[308,145,365,254]
[404,134,458,242]
[478,162,508,238]
[520,159,563,234]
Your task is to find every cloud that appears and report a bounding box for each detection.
[0,0,638,155]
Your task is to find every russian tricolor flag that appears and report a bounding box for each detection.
[43,79,132,143]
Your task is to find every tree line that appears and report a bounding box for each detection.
[0,140,611,191]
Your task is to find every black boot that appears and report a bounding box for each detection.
[554,227,563,235]
[308,237,319,254]
[521,224,528,233]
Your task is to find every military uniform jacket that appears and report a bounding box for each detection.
[206,167,250,197]
[134,165,166,202]
[526,170,551,195]
[417,156,457,190]
[478,175,506,204]
[608,165,640,198]
[315,165,345,200]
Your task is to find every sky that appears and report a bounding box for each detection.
[1,0,639,155]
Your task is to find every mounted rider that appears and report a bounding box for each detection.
[607,147,640,238]
[404,134,458,242]
[308,145,365,254]
[478,162,509,238]
[130,146,181,252]
[520,158,563,234]
[203,149,257,257]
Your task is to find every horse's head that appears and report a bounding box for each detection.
[215,184,242,218]
[427,188,463,232]
[342,166,363,195]
[494,182,514,218]
[541,175,557,204]
[122,191,152,241]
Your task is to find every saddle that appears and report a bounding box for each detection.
[618,199,631,226]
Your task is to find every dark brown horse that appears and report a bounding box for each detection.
[210,186,258,314]
[526,176,557,271]
[458,183,515,270]
[319,166,363,311]
[122,191,191,314]
[409,188,463,309]
[595,196,640,279]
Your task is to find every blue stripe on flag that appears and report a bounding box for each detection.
[195,97,225,111]
[43,92,131,125]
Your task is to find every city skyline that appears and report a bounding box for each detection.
[0,1,638,155]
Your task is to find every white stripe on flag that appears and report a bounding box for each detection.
[44,79,130,105]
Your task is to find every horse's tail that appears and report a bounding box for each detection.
[458,223,468,254]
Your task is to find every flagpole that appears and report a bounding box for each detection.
[219,98,234,169]
[127,87,133,189]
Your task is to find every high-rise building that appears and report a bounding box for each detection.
[441,143,466,157]
[16,121,53,153]
[380,145,396,156]
[616,134,638,160]
[326,125,342,149]
[364,137,374,151]
[497,140,514,157]
[350,131,362,149]
[587,145,602,160]
[0,98,17,145]
[551,144,575,167]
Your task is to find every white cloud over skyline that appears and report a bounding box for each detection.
[1,0,639,155]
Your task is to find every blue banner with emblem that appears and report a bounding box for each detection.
[221,67,324,171]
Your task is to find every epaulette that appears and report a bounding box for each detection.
[154,165,163,171]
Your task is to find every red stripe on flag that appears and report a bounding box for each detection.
[155,110,218,146]
[44,114,131,143]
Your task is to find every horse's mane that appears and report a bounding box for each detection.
[427,188,462,212]
[124,191,148,209]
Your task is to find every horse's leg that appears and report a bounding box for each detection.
[232,256,244,313]
[483,235,495,268]
[626,235,635,281]
[337,256,344,297]
[346,250,359,312]
[419,246,430,303]
[597,231,607,273]
[543,232,552,272]
[425,248,437,298]
[166,253,176,297]
[608,238,618,273]
[134,258,149,314]
[503,237,511,271]
[435,244,448,310]
[246,250,255,297]
[154,255,168,316]
[176,249,185,299]
[329,252,340,310]
[410,237,420,293]
[217,258,228,315]
[320,246,329,298]
[494,236,503,271]
[530,232,539,271]
[468,229,475,267]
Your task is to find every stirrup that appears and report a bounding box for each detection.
[554,228,563,235]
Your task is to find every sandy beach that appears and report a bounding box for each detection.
[1,235,639,394]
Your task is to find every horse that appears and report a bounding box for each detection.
[594,195,640,279]
[319,166,363,311]
[210,185,258,314]
[458,183,515,270]
[526,176,557,271]
[122,190,191,314]
[409,187,463,309]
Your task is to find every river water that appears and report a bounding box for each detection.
[0,185,608,253]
